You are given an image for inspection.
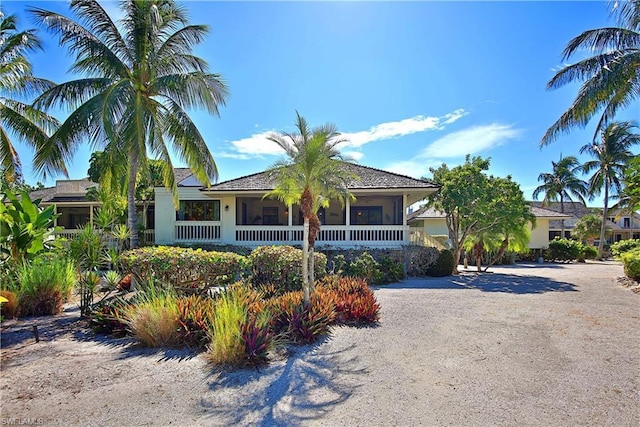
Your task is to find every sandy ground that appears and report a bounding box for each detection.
[1,261,638,427]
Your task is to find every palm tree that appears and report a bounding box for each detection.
[580,121,640,257]
[31,0,228,248]
[541,0,640,145]
[533,154,588,238]
[266,112,355,306]
[612,161,640,239]
[0,12,60,184]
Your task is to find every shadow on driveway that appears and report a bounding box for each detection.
[383,272,577,294]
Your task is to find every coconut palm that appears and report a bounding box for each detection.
[533,154,589,237]
[580,121,640,257]
[612,161,640,238]
[541,0,640,145]
[0,12,59,184]
[31,0,228,248]
[266,112,355,306]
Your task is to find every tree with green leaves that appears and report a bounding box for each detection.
[541,0,640,145]
[612,160,640,239]
[427,156,532,274]
[462,175,535,272]
[31,0,228,248]
[572,214,605,246]
[0,12,59,184]
[580,121,640,257]
[532,155,588,238]
[266,112,355,306]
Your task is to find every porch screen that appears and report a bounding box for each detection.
[350,206,383,225]
[176,200,220,221]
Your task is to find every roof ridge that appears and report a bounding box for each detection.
[347,162,437,185]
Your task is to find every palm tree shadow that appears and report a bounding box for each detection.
[198,335,366,425]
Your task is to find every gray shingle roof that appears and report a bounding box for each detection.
[408,204,571,222]
[175,168,194,186]
[203,163,438,192]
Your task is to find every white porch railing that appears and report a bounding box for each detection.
[235,225,407,247]
[175,221,221,242]
[409,229,447,250]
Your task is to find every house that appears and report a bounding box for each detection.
[529,201,640,243]
[154,163,439,248]
[407,205,570,250]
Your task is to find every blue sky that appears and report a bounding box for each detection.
[4,1,639,205]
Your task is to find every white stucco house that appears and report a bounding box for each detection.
[154,163,439,248]
[407,205,570,250]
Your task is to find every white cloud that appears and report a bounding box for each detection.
[340,108,467,148]
[384,159,444,178]
[420,124,521,158]
[228,131,285,157]
[383,123,521,177]
[225,108,468,159]
[342,151,364,161]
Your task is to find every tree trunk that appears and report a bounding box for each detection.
[560,194,565,239]
[452,243,462,275]
[302,216,310,307]
[473,242,483,272]
[308,245,315,293]
[598,182,609,259]
[128,150,139,249]
[484,237,509,272]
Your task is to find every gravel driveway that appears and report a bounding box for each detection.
[1,261,638,426]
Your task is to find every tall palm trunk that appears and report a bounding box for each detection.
[559,194,565,238]
[128,149,139,249]
[301,216,310,307]
[598,181,609,258]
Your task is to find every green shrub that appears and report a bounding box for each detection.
[68,225,107,271]
[249,245,326,293]
[18,254,77,316]
[426,249,454,277]
[119,246,249,289]
[347,252,383,285]
[620,248,640,281]
[611,239,640,258]
[379,255,405,283]
[581,245,599,260]
[545,238,583,262]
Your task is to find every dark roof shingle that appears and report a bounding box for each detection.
[204,163,438,192]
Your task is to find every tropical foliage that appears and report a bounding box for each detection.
[31,0,228,248]
[580,121,639,256]
[533,154,588,237]
[0,12,59,184]
[427,156,534,273]
[265,112,355,305]
[0,188,59,264]
[572,213,605,245]
[541,0,640,145]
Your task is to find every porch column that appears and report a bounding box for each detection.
[89,204,94,227]
[53,205,58,228]
[403,194,408,244]
[345,197,351,244]
[287,203,293,242]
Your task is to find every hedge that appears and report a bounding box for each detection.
[119,246,249,288]
[249,245,327,293]
[620,248,640,281]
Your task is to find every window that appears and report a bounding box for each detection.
[262,207,279,225]
[176,200,220,221]
[350,206,383,225]
[623,217,631,228]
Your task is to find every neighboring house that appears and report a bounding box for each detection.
[407,205,570,250]
[154,163,439,248]
[529,201,639,243]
